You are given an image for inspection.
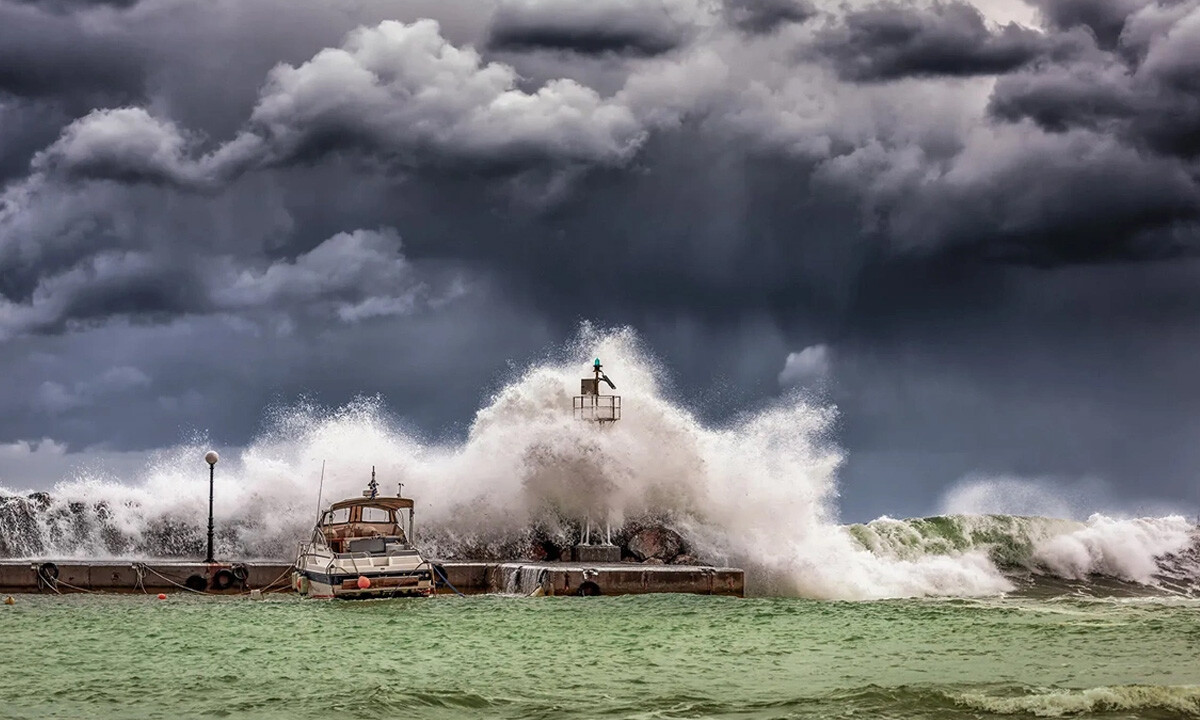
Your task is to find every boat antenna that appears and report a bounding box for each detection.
[367,466,378,499]
[313,460,326,523]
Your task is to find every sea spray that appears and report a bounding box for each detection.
[1,326,1197,598]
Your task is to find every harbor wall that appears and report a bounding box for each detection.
[437,562,744,597]
[0,560,744,597]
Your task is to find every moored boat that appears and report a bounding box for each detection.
[293,469,434,599]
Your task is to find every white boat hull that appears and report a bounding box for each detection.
[293,546,434,599]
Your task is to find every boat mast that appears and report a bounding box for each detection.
[366,466,378,499]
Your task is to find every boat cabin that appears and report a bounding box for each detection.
[317,497,415,555]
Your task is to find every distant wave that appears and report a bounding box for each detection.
[847,514,1199,596]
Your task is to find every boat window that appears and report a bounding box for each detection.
[361,506,392,523]
[327,507,351,524]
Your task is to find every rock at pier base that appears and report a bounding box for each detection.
[627,527,684,562]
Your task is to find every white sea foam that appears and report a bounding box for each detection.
[1,326,1195,599]
[954,685,1200,717]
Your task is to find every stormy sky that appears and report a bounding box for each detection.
[2,0,1200,521]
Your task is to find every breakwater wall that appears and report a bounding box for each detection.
[0,560,744,597]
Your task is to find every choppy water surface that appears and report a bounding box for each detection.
[2,593,1198,719]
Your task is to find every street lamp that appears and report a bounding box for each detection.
[204,450,219,563]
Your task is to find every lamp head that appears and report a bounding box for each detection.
[204,450,219,466]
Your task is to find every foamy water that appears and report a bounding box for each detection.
[1,327,1196,599]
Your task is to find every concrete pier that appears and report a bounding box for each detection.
[435,561,744,597]
[0,560,744,597]
[0,561,292,594]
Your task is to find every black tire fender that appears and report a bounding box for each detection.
[211,568,236,591]
[37,562,59,588]
[576,580,602,597]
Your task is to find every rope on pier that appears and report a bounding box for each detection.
[135,563,210,595]
[428,562,466,598]
[52,577,97,594]
[255,565,296,594]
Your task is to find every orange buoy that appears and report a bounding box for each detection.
[356,575,371,590]
[157,593,167,600]
[3,596,14,605]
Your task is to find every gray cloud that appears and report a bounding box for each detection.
[816,127,1200,264]
[0,226,461,340]
[812,1,1083,81]
[488,0,690,56]
[723,0,815,34]
[989,1,1200,158]
[28,19,648,192]
[0,2,147,104]
[35,365,151,414]
[1026,0,1148,48]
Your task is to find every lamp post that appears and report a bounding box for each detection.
[204,450,219,563]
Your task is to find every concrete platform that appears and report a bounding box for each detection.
[0,560,744,598]
[435,561,744,597]
[0,560,293,594]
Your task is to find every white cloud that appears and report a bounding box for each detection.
[778,344,831,387]
[209,227,456,321]
[30,19,648,190]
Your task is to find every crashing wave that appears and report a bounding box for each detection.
[1,326,1196,599]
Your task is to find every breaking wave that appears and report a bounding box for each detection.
[951,684,1200,717]
[1,326,1197,599]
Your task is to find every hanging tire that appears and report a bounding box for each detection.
[211,569,236,591]
[576,581,602,597]
[37,562,59,589]
[185,574,208,592]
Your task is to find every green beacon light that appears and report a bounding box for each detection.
[594,358,602,370]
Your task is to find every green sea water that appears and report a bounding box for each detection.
[1,593,1198,719]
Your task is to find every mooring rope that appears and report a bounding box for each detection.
[428,562,466,597]
[254,565,296,594]
[52,577,96,594]
[134,563,210,595]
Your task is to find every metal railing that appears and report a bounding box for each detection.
[573,395,621,422]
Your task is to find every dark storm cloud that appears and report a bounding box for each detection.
[3,0,1200,515]
[723,0,816,34]
[0,226,458,340]
[1026,0,1148,48]
[27,20,645,192]
[0,2,146,103]
[487,0,688,56]
[988,0,1200,158]
[812,1,1082,81]
[8,0,140,9]
[816,129,1200,265]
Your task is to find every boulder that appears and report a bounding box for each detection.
[626,527,684,562]
[642,558,665,565]
[671,554,697,566]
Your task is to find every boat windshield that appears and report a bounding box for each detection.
[318,503,409,552]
